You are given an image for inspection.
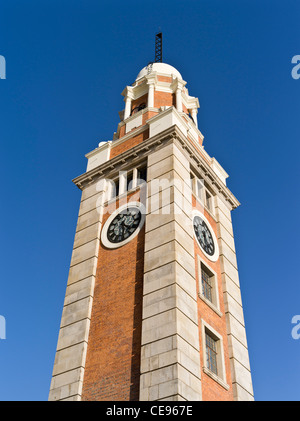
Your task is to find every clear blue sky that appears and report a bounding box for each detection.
[0,0,299,401]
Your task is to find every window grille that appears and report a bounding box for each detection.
[205,332,218,375]
[201,268,213,302]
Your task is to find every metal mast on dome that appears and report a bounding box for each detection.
[154,32,163,63]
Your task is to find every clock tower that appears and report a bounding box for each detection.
[49,59,254,401]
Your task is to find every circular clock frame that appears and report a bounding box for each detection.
[192,210,219,262]
[101,201,146,249]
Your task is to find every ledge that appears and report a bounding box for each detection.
[72,124,240,210]
[203,367,230,390]
[198,293,223,317]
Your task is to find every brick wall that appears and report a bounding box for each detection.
[154,91,175,109]
[110,129,149,159]
[81,193,145,401]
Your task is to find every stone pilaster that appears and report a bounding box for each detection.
[48,179,106,401]
[140,140,202,401]
[215,195,254,401]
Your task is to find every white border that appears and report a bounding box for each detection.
[192,210,219,262]
[101,201,146,249]
[197,256,222,316]
[201,319,229,390]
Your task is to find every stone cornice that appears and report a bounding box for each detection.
[173,128,240,209]
[73,126,176,189]
[170,78,187,91]
[73,125,240,210]
[115,106,159,138]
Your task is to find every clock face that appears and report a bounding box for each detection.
[193,213,219,261]
[107,207,142,244]
[101,202,145,249]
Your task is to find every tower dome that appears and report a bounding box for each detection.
[135,62,182,81]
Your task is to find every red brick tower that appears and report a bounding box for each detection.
[49,61,254,401]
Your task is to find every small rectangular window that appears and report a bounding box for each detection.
[106,178,120,201]
[201,321,229,389]
[112,179,119,198]
[201,267,213,303]
[205,331,218,376]
[190,173,195,190]
[198,259,220,311]
[137,166,147,185]
[196,179,205,203]
[106,166,147,202]
[190,173,215,214]
[205,190,213,212]
[127,171,134,191]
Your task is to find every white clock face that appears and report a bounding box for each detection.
[193,211,219,262]
[101,202,145,249]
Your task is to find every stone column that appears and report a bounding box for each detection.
[191,108,198,128]
[48,178,106,401]
[124,96,132,120]
[145,74,156,109]
[139,139,202,401]
[176,88,183,113]
[148,84,155,108]
[172,79,185,114]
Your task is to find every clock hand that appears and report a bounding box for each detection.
[124,216,134,227]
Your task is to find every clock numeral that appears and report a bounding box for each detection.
[106,207,142,243]
[193,215,215,257]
